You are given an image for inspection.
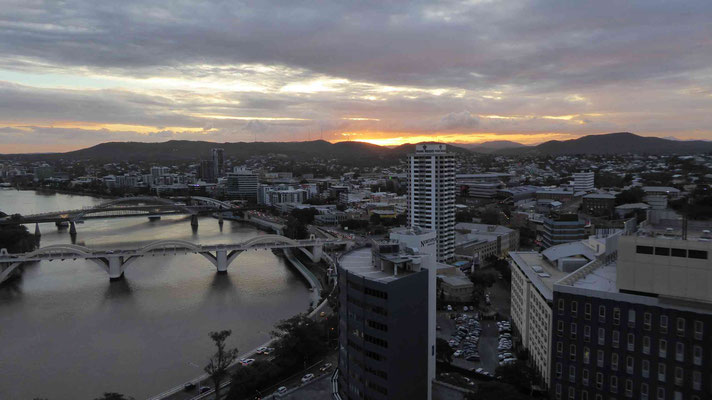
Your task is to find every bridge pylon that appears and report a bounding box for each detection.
[190,214,199,228]
[69,221,77,235]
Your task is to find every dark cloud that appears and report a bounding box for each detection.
[0,0,711,151]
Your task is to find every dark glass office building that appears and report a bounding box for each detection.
[337,242,434,400]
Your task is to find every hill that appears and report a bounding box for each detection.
[497,132,712,155]
[458,140,528,153]
[4,140,469,165]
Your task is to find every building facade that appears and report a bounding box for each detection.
[550,236,712,400]
[542,215,587,248]
[211,148,225,177]
[408,144,456,262]
[574,172,595,192]
[226,169,258,201]
[338,232,436,400]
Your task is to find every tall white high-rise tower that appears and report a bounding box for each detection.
[408,143,456,262]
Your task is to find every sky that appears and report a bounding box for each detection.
[1,0,711,153]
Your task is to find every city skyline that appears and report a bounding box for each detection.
[2,1,712,153]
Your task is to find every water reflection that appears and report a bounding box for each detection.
[0,191,311,400]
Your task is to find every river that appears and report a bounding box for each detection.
[0,190,311,400]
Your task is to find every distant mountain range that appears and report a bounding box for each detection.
[4,140,470,165]
[457,140,528,153]
[4,133,711,163]
[499,132,712,155]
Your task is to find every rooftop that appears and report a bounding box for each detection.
[339,247,423,283]
[509,251,570,299]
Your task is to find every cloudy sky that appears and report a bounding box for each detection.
[1,0,711,153]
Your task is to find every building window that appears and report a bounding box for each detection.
[688,249,708,259]
[599,305,606,322]
[568,387,575,399]
[658,363,666,382]
[583,347,590,364]
[582,369,589,386]
[585,303,592,320]
[693,345,702,365]
[610,376,618,393]
[644,312,652,330]
[596,372,603,389]
[569,365,576,382]
[611,353,619,371]
[557,320,564,336]
[659,339,667,358]
[637,245,654,254]
[657,387,665,400]
[642,359,650,378]
[625,379,633,397]
[671,248,687,257]
[643,336,651,354]
[584,325,591,342]
[581,390,588,400]
[556,341,563,357]
[674,367,683,386]
[626,356,634,374]
[655,246,670,256]
[597,350,604,367]
[571,300,578,317]
[555,384,562,400]
[660,315,668,333]
[641,383,649,400]
[612,330,620,348]
[693,371,701,391]
[570,323,577,340]
[693,320,703,340]
[570,344,577,361]
[627,333,635,351]
[675,342,684,362]
[628,309,636,328]
[676,318,685,336]
[598,328,605,345]
[558,299,565,314]
[613,308,621,325]
[556,362,562,379]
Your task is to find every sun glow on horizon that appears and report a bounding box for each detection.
[334,132,576,146]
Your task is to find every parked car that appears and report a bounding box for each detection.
[275,386,288,397]
[183,382,196,391]
[240,358,255,366]
[301,373,315,383]
[320,363,333,372]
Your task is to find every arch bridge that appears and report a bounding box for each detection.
[0,235,349,284]
[0,196,243,232]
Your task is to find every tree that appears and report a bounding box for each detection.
[284,216,308,239]
[615,187,645,205]
[495,361,536,395]
[480,207,500,225]
[0,222,37,253]
[436,338,454,364]
[205,330,239,399]
[271,314,325,370]
[93,394,135,400]
[470,269,498,288]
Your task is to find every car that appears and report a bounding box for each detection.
[240,358,255,366]
[320,363,332,372]
[275,386,288,396]
[183,382,196,391]
[446,305,453,311]
[263,347,274,355]
[453,350,463,357]
[256,346,268,354]
[199,386,211,394]
[301,373,315,383]
[463,306,468,311]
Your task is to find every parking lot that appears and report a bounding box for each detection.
[436,278,516,375]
